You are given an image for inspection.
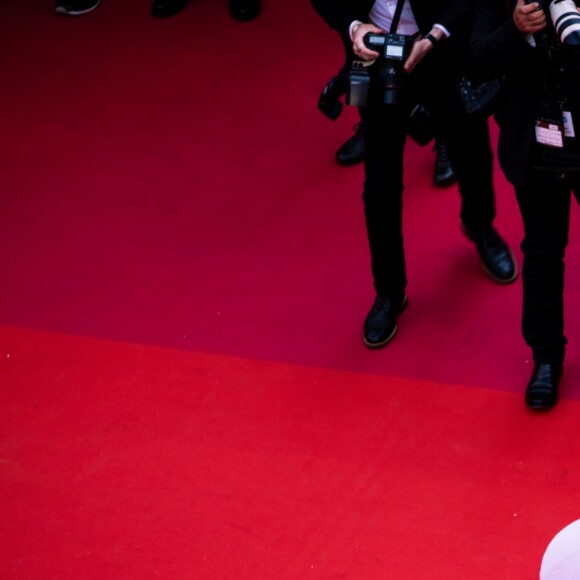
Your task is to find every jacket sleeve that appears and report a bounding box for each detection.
[433,0,476,36]
[468,0,532,79]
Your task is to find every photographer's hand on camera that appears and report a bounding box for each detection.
[352,22,383,61]
[514,0,547,35]
[404,29,443,73]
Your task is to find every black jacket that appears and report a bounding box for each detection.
[469,0,580,185]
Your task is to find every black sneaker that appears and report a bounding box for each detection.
[56,0,100,15]
[363,294,408,349]
[463,225,518,284]
[335,123,365,166]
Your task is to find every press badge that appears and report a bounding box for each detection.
[535,120,564,148]
[535,100,565,148]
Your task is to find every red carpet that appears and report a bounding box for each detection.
[2,1,580,578]
[3,1,580,396]
[2,325,580,579]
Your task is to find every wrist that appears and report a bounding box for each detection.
[349,20,364,41]
[423,32,440,48]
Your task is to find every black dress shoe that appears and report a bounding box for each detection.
[229,0,261,21]
[363,294,408,349]
[151,0,187,18]
[318,65,348,121]
[433,138,457,187]
[525,362,563,410]
[336,123,365,166]
[463,225,518,284]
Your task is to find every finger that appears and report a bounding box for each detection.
[528,8,546,20]
[522,1,542,14]
[403,57,416,73]
[403,46,421,73]
[367,24,384,34]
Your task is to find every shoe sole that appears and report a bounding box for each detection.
[363,296,408,349]
[56,0,100,15]
[525,396,559,411]
[433,175,457,188]
[336,156,365,167]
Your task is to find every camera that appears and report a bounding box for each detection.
[345,61,371,107]
[363,32,414,105]
[526,0,580,46]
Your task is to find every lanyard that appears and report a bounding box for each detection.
[390,0,407,34]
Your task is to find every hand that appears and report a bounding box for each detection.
[513,0,547,35]
[403,35,436,73]
[352,23,384,61]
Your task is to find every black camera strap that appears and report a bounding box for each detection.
[389,0,406,34]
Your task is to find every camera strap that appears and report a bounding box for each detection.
[389,0,406,34]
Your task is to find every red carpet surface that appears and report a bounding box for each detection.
[2,1,580,578]
[2,325,580,579]
[7,0,580,394]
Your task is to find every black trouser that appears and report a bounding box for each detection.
[515,170,580,364]
[360,61,496,297]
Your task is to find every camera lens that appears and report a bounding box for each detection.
[550,0,580,45]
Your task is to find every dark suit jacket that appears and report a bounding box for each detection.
[469,0,580,185]
[469,0,539,186]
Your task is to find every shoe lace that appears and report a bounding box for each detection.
[477,228,504,252]
[372,295,397,314]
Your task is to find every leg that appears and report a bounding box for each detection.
[441,109,496,234]
[517,173,571,364]
[359,100,410,348]
[360,101,409,298]
[517,172,572,409]
[426,83,516,283]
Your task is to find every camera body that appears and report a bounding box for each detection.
[363,32,414,105]
[526,0,580,47]
[345,61,371,107]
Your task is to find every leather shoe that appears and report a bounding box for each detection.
[336,123,364,166]
[525,362,563,410]
[463,225,518,284]
[363,294,408,349]
[151,0,187,18]
[229,0,261,21]
[318,65,348,121]
[433,138,457,187]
